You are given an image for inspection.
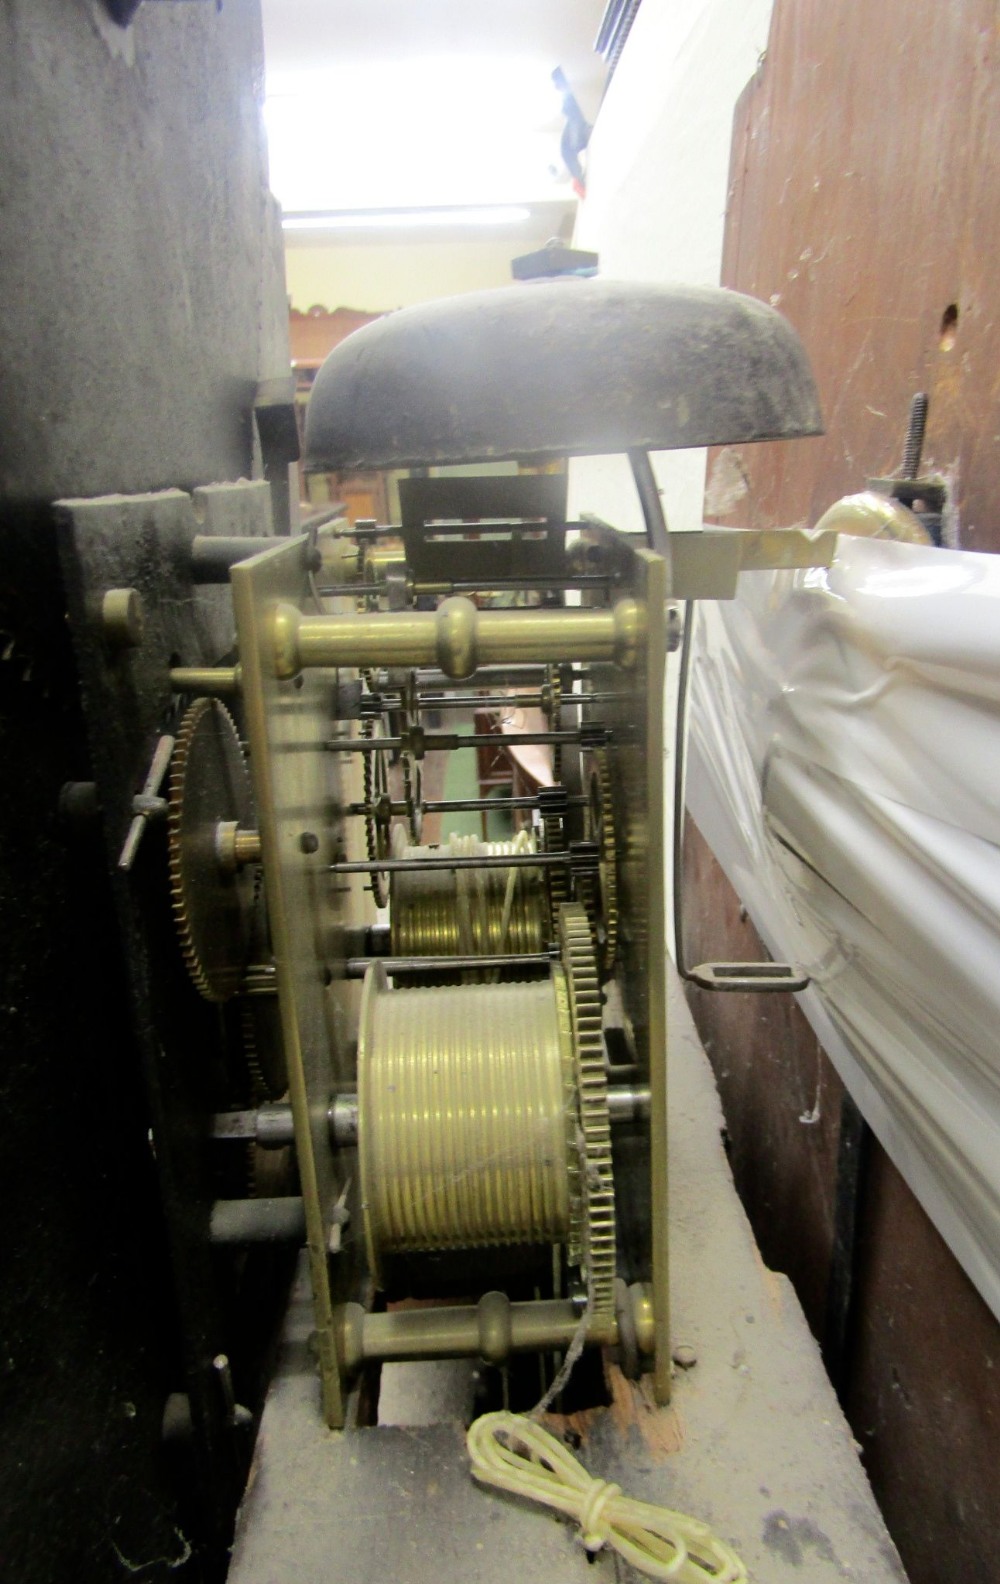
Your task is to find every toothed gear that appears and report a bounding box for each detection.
[559,902,616,1320]
[401,749,422,843]
[240,994,287,1103]
[546,664,563,783]
[168,698,257,1002]
[541,667,569,911]
[585,747,619,975]
[361,714,390,908]
[543,810,569,911]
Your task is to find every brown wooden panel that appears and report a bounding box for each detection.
[846,1148,1000,1584]
[682,817,843,1337]
[686,6,1000,1579]
[716,0,1000,551]
[290,308,388,519]
[289,306,383,367]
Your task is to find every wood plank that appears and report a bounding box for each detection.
[712,0,1000,551]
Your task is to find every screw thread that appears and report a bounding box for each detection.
[902,392,929,479]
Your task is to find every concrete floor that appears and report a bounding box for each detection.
[229,964,907,1583]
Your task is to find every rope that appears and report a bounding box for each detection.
[467,1412,748,1584]
[495,827,533,964]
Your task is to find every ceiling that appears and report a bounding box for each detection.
[260,0,608,223]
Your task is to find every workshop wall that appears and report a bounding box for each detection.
[285,233,529,314]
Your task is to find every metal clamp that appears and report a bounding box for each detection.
[684,961,809,993]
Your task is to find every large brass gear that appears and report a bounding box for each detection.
[559,901,616,1321]
[584,747,619,975]
[168,698,257,1002]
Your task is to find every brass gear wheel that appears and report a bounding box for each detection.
[361,714,391,908]
[559,901,616,1320]
[543,809,569,912]
[168,698,257,1002]
[585,747,619,975]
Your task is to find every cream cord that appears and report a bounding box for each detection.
[467,1412,748,1584]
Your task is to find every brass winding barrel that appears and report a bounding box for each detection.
[389,832,549,969]
[357,963,575,1280]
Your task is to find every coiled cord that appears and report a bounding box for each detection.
[467,1412,747,1584]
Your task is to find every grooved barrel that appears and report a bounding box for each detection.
[389,832,549,969]
[357,965,575,1279]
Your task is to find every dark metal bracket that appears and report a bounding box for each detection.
[683,960,810,993]
[672,598,810,995]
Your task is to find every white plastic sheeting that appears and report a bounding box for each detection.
[685,534,1000,1320]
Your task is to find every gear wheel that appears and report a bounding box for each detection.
[361,714,391,908]
[168,698,257,1001]
[543,809,569,912]
[546,664,563,783]
[400,748,422,844]
[541,667,569,913]
[584,747,619,975]
[559,901,616,1321]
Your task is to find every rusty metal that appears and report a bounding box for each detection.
[305,279,822,473]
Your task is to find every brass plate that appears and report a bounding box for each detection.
[233,528,669,1411]
[232,535,371,1427]
[585,530,670,1400]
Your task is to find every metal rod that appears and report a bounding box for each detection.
[629,448,670,559]
[318,518,596,542]
[215,1082,644,1160]
[347,792,587,816]
[317,574,613,598]
[421,794,587,814]
[346,800,411,817]
[213,1099,358,1150]
[672,599,694,978]
[329,1094,359,1148]
[209,1196,306,1244]
[216,1077,642,1148]
[329,852,568,875]
[242,963,278,997]
[415,692,545,710]
[414,665,547,685]
[439,574,611,593]
[327,728,592,753]
[298,502,347,533]
[606,1084,652,1124]
[170,665,242,697]
[344,952,553,978]
[272,598,641,680]
[336,1294,623,1373]
[410,691,621,711]
[671,603,807,992]
[901,392,929,480]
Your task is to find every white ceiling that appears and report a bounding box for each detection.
[260,0,608,218]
